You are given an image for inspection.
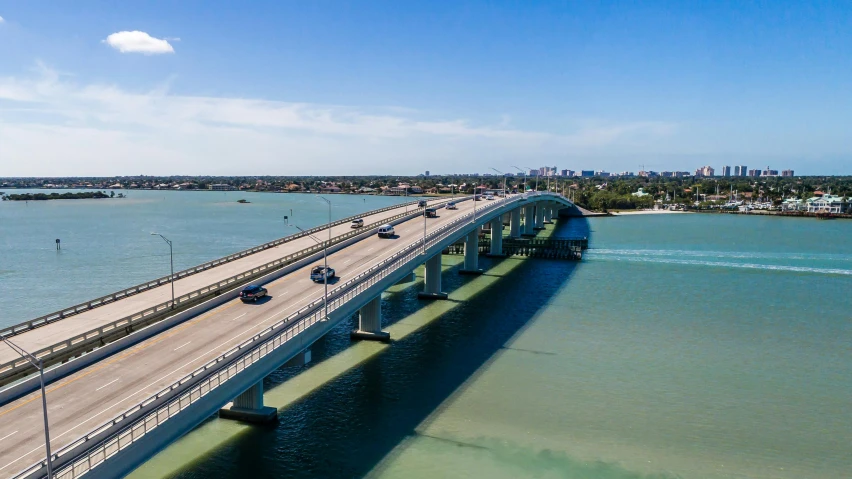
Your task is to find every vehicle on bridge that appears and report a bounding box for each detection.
[350,218,364,228]
[425,208,437,218]
[418,200,428,207]
[446,202,457,210]
[310,265,336,282]
[377,224,395,238]
[239,285,268,302]
[485,194,495,200]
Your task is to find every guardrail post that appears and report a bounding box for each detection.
[350,295,390,341]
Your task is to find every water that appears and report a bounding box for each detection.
[0,189,414,327]
[3,195,851,478]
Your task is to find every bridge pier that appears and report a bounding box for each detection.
[544,203,554,224]
[418,253,448,299]
[534,204,546,230]
[350,295,390,341]
[219,381,277,424]
[522,205,536,237]
[509,207,521,238]
[487,217,504,257]
[459,227,483,275]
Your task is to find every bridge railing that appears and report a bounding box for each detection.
[0,197,442,341]
[18,193,568,479]
[0,197,463,382]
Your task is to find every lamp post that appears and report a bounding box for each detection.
[1,336,53,479]
[490,167,507,198]
[511,166,527,194]
[317,196,332,321]
[524,166,539,192]
[150,233,175,309]
[422,199,428,255]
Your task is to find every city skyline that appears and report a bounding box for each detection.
[0,2,850,176]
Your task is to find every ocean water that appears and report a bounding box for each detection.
[0,189,414,327]
[3,194,851,478]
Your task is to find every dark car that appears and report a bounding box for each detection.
[418,200,428,208]
[310,265,336,282]
[240,285,268,302]
[425,208,437,218]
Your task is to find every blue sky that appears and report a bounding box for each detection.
[0,1,850,176]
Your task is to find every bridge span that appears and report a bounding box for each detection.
[0,192,573,479]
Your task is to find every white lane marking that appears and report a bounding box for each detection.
[0,431,17,442]
[343,259,352,264]
[281,291,288,295]
[95,378,120,391]
[173,341,192,351]
[231,313,247,321]
[367,247,374,252]
[0,202,462,472]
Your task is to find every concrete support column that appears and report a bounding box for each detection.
[460,227,482,275]
[418,253,448,299]
[544,202,553,223]
[534,203,546,230]
[351,295,390,341]
[509,208,521,238]
[488,217,504,256]
[522,205,536,236]
[219,381,277,423]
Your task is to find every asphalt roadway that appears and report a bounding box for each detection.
[0,197,492,477]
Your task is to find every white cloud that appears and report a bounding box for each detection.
[103,31,175,55]
[0,65,678,175]
[0,15,5,23]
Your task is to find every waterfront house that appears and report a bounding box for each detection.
[806,194,846,213]
[781,198,806,212]
[632,188,650,197]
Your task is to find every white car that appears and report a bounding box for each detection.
[485,194,495,200]
[350,218,364,228]
[377,224,395,238]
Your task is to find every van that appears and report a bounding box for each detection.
[350,218,364,228]
[377,224,395,238]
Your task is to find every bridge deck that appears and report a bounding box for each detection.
[0,197,497,477]
[0,199,449,372]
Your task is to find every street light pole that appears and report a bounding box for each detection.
[490,167,507,198]
[1,336,53,479]
[317,196,332,321]
[150,233,175,309]
[511,166,527,194]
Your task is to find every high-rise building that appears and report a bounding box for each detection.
[748,169,760,177]
[580,170,594,177]
[721,166,731,177]
[695,166,715,177]
[733,165,748,176]
[425,171,430,177]
[782,169,794,177]
[761,167,779,177]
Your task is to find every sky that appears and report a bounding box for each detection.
[0,1,850,176]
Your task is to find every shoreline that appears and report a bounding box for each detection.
[610,210,691,215]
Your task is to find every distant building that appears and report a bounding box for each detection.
[425,171,430,177]
[761,167,779,177]
[632,188,650,197]
[210,184,235,191]
[595,171,610,178]
[529,170,539,177]
[782,169,794,177]
[580,170,595,178]
[734,165,748,176]
[720,166,731,177]
[561,169,573,177]
[660,171,673,177]
[695,166,715,177]
[747,170,760,177]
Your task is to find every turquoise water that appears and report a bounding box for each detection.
[3,194,851,478]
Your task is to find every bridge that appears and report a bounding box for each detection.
[0,192,575,479]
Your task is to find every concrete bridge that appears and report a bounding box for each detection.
[0,192,575,479]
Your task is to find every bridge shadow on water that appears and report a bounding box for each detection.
[171,218,591,479]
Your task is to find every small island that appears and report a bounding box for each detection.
[1,191,119,201]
